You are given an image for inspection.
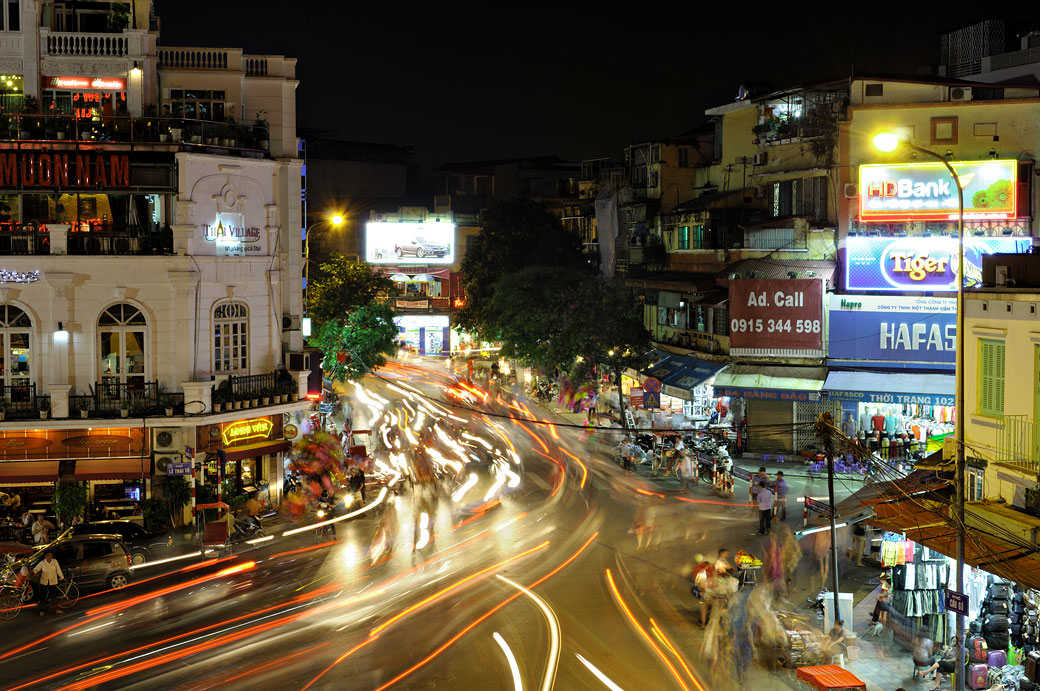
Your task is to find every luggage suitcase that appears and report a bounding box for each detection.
[968,663,987,689]
[988,649,1007,667]
[969,635,988,662]
[989,582,1012,601]
[987,599,1011,616]
[985,613,1010,631]
[985,633,1009,651]
[1027,650,1040,681]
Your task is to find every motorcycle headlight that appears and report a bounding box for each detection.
[316,509,326,518]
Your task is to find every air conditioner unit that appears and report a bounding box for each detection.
[152,427,183,453]
[282,315,302,331]
[753,152,768,165]
[942,435,958,461]
[843,183,859,199]
[433,194,452,212]
[153,452,183,476]
[285,351,309,371]
[754,184,766,198]
[950,87,972,102]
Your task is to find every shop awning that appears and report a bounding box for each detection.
[799,470,949,535]
[75,458,150,481]
[640,351,727,401]
[823,371,955,407]
[712,365,826,402]
[224,440,291,463]
[0,461,59,483]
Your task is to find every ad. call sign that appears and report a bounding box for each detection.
[728,278,824,352]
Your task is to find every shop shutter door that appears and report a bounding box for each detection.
[794,399,843,453]
[747,399,794,453]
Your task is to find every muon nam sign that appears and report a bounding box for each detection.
[859,160,1017,221]
[0,151,129,189]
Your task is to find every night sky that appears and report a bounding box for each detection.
[158,2,999,167]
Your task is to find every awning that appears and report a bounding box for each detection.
[75,458,150,481]
[713,365,826,402]
[799,470,949,535]
[0,461,59,483]
[640,351,726,401]
[224,440,291,463]
[823,371,955,407]
[795,664,866,690]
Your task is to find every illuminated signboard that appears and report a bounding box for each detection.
[828,294,955,364]
[728,278,824,354]
[202,212,263,257]
[44,76,126,90]
[365,222,455,265]
[859,160,1017,221]
[0,151,129,190]
[844,236,1032,291]
[221,418,273,446]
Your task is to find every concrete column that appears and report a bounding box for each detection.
[168,271,199,382]
[47,272,74,389]
[49,224,68,255]
[181,380,212,415]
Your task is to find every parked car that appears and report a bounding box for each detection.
[69,520,170,566]
[394,237,449,259]
[26,534,133,590]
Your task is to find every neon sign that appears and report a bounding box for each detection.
[221,418,273,446]
[0,269,38,283]
[45,76,126,90]
[859,160,1017,221]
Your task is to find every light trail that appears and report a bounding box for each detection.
[649,618,701,690]
[493,632,524,691]
[414,511,431,550]
[220,641,331,684]
[558,446,588,488]
[451,472,479,503]
[576,653,626,691]
[496,575,560,691]
[281,486,388,537]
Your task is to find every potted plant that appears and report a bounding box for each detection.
[0,400,8,421]
[165,404,174,417]
[260,389,272,406]
[39,401,50,420]
[120,399,130,418]
[232,397,242,411]
[254,110,269,150]
[212,397,223,413]
[78,400,90,419]
[249,395,258,408]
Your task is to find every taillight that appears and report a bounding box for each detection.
[125,551,131,567]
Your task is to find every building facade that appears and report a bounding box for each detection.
[0,0,310,519]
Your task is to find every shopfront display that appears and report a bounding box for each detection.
[395,314,450,356]
[195,415,289,506]
[637,350,728,421]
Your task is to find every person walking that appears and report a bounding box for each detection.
[851,522,867,566]
[749,467,768,506]
[32,551,63,615]
[756,480,774,535]
[679,453,696,494]
[772,471,789,522]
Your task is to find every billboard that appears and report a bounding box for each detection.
[365,222,455,265]
[728,278,824,353]
[201,212,264,257]
[859,160,1017,221]
[844,236,1032,292]
[828,294,955,364]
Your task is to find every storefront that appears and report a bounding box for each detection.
[394,314,451,356]
[635,349,728,424]
[194,415,290,509]
[43,75,128,120]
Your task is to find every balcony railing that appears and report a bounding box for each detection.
[158,47,229,70]
[0,223,173,257]
[0,113,269,150]
[996,415,1040,474]
[212,371,297,408]
[69,385,184,419]
[0,383,48,420]
[46,31,128,57]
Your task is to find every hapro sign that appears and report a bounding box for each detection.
[844,236,1032,292]
[859,160,1017,221]
[365,222,455,265]
[828,295,955,365]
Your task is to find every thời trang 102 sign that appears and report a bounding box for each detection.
[844,236,1032,292]
[859,160,1017,221]
[728,278,824,354]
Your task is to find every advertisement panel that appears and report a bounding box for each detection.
[859,160,1017,221]
[828,295,955,364]
[728,279,824,352]
[844,236,1031,292]
[201,212,264,257]
[365,222,455,265]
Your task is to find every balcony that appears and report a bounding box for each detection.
[67,382,185,420]
[0,384,50,421]
[210,372,299,414]
[0,223,173,257]
[45,31,128,57]
[158,47,294,79]
[996,415,1040,474]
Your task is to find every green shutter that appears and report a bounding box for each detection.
[979,339,1005,417]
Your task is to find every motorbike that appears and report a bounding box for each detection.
[808,589,829,620]
[231,514,264,542]
[314,501,336,539]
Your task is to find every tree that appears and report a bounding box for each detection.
[312,302,399,383]
[53,480,87,528]
[456,198,585,335]
[308,252,394,327]
[159,475,192,528]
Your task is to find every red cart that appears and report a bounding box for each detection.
[795,665,867,691]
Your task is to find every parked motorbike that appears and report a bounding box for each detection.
[808,589,829,620]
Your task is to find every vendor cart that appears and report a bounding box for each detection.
[195,502,232,555]
[650,431,681,475]
[795,665,866,691]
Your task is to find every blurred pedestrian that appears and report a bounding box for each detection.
[33,551,63,614]
[772,471,788,521]
[813,528,832,591]
[827,618,848,660]
[851,522,867,566]
[715,547,736,578]
[749,467,768,506]
[756,480,774,535]
[679,453,696,494]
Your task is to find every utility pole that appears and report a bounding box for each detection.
[815,411,841,625]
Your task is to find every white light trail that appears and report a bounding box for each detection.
[415,511,431,550]
[575,654,625,691]
[281,487,388,537]
[497,575,560,691]
[129,550,203,570]
[493,632,524,691]
[452,473,479,504]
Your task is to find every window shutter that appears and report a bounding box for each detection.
[994,340,1005,415]
[979,339,1006,417]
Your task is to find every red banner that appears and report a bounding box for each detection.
[727,278,824,351]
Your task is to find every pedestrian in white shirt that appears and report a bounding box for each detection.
[756,480,774,535]
[33,551,63,614]
[31,515,52,544]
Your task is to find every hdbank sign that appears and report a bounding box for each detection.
[844,236,1032,292]
[860,160,1017,221]
[828,295,955,365]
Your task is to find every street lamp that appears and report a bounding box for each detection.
[872,131,966,691]
[303,213,345,312]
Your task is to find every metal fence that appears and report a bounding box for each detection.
[996,415,1040,474]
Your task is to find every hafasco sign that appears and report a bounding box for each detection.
[828,295,956,364]
[728,278,824,352]
[203,212,263,257]
[860,160,1017,221]
[45,76,126,91]
[0,151,129,189]
[844,236,1032,291]
[222,418,273,446]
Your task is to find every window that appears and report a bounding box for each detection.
[678,226,690,250]
[714,305,729,335]
[713,120,723,162]
[978,338,1005,417]
[166,89,226,121]
[930,116,958,145]
[967,468,984,501]
[0,304,29,388]
[864,83,884,97]
[678,148,691,168]
[6,0,17,31]
[770,178,827,221]
[213,302,248,373]
[82,541,114,559]
[98,304,147,387]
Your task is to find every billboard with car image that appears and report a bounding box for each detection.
[365,222,455,264]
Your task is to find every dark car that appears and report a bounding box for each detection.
[394,237,449,259]
[27,534,133,590]
[69,521,170,566]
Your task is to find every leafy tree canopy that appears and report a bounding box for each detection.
[456,198,586,335]
[308,252,394,327]
[312,302,399,383]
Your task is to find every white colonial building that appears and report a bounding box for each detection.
[0,0,309,517]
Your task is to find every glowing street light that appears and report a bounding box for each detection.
[871,131,900,153]
[304,212,347,313]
